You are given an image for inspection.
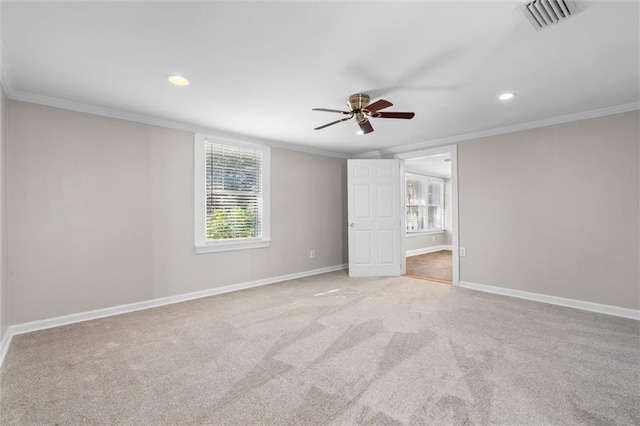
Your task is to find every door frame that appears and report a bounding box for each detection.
[395,145,460,286]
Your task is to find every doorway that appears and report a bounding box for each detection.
[396,145,459,286]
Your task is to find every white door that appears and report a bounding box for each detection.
[348,159,403,277]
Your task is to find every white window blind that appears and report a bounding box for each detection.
[406,174,444,232]
[205,141,263,241]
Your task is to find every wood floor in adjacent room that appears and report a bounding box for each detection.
[1,271,638,425]
[405,249,452,283]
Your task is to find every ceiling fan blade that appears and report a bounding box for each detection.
[376,111,415,119]
[365,99,393,113]
[359,119,374,134]
[314,115,353,130]
[312,108,352,115]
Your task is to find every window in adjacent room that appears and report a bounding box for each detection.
[194,134,270,253]
[406,173,444,233]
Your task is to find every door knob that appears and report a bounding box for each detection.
[350,223,355,227]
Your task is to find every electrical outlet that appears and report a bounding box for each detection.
[460,247,467,257]
[310,250,315,259]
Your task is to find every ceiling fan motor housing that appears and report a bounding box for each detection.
[348,93,370,112]
[349,94,370,123]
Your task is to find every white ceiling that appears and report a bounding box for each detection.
[2,1,638,157]
[405,154,452,178]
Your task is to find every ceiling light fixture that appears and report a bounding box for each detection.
[498,91,518,101]
[356,130,364,135]
[167,75,190,86]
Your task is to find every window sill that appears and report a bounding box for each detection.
[195,239,271,254]
[406,230,446,237]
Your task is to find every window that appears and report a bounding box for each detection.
[406,173,444,233]
[194,135,270,253]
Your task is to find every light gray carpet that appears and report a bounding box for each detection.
[1,271,638,425]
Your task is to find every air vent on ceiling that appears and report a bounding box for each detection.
[520,0,579,30]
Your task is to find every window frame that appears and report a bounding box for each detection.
[405,173,445,235]
[194,134,271,254]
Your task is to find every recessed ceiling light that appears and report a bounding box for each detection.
[356,130,364,135]
[167,75,190,86]
[498,91,518,101]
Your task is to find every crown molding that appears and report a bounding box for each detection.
[353,102,640,158]
[8,90,349,159]
[0,28,338,159]
[6,82,637,161]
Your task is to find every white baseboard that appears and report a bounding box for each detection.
[0,328,12,370]
[0,263,347,368]
[406,245,452,257]
[459,281,640,321]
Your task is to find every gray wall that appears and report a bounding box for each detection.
[7,100,347,325]
[5,100,638,326]
[458,111,639,310]
[406,232,449,252]
[0,87,7,338]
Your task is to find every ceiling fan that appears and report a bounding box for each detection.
[313,93,415,134]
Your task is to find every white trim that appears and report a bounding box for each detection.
[396,145,458,161]
[195,239,271,254]
[396,144,460,287]
[0,263,348,368]
[194,135,271,253]
[459,281,640,321]
[194,133,207,248]
[406,230,445,237]
[8,90,348,159]
[400,161,407,275]
[6,88,637,162]
[359,102,640,159]
[0,328,12,369]
[406,245,452,257]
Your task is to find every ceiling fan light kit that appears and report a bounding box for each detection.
[313,93,415,135]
